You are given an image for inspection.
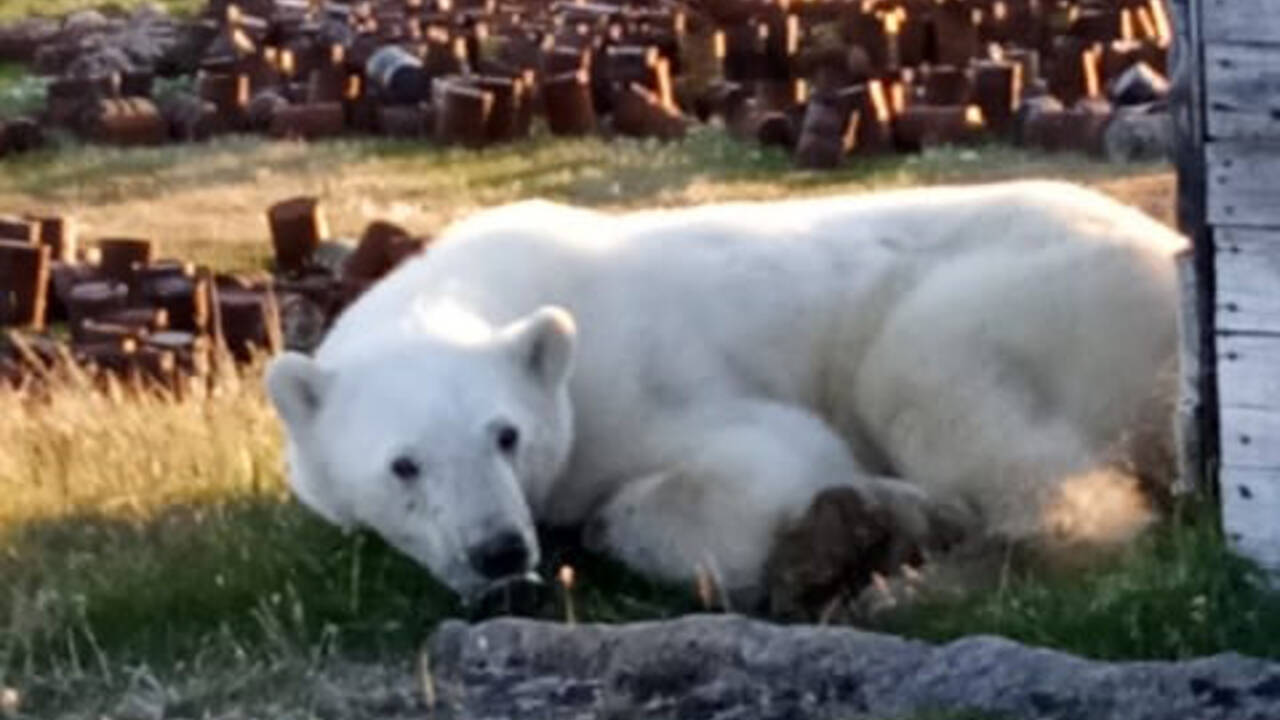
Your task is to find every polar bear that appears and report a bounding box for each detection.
[265,180,1188,608]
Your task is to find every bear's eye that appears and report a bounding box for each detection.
[496,425,520,455]
[390,456,420,481]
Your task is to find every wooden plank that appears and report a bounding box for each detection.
[1214,227,1280,334]
[1221,466,1280,572]
[1206,43,1280,140]
[1217,334,1280,409]
[1175,249,1204,494]
[1203,0,1280,44]
[1171,0,1206,235]
[1219,405,1280,469]
[1206,142,1280,227]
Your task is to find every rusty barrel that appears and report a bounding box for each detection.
[378,104,434,138]
[894,104,983,150]
[543,70,596,136]
[611,83,685,140]
[268,102,346,139]
[921,65,971,106]
[473,75,527,142]
[25,215,76,263]
[198,71,250,128]
[972,60,1022,138]
[140,265,209,334]
[214,285,281,363]
[366,45,430,104]
[434,77,494,147]
[844,81,894,154]
[89,98,168,146]
[98,238,154,291]
[66,281,129,333]
[0,241,50,330]
[0,216,37,243]
[146,330,211,378]
[794,92,856,169]
[267,196,327,274]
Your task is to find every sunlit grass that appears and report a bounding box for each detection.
[0,0,202,22]
[0,128,1170,271]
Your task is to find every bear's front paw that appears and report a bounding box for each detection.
[764,486,916,621]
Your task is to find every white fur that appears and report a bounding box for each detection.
[265,180,1187,598]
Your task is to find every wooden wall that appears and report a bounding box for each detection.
[1198,0,1280,571]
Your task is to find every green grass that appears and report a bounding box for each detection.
[0,0,203,22]
[0,130,1258,718]
[0,62,45,119]
[0,127,1169,273]
[869,501,1280,661]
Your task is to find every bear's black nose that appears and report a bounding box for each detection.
[468,530,531,579]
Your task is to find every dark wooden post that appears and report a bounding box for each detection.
[1168,0,1216,496]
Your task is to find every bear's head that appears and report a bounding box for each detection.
[265,306,577,600]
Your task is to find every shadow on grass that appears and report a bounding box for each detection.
[865,501,1280,661]
[0,492,694,673]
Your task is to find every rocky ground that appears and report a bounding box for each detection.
[84,614,1280,720]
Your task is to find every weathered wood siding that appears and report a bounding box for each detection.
[1199,0,1280,572]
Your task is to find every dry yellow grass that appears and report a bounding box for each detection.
[0,131,1174,271]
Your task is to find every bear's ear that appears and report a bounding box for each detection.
[265,352,333,433]
[501,306,578,389]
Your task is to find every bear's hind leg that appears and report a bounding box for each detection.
[583,401,969,612]
[583,401,866,607]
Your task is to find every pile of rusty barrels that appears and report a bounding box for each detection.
[0,198,427,390]
[32,0,689,149]
[698,0,1173,167]
[7,0,1171,168]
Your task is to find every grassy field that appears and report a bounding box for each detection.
[2,130,1275,719]
[0,0,203,22]
[0,129,1176,270]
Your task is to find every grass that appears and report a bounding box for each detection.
[0,127,1173,271]
[0,0,203,22]
[0,62,45,119]
[0,129,1260,718]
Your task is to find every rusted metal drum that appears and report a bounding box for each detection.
[377,103,433,138]
[98,238,154,290]
[25,215,77,263]
[921,65,971,106]
[972,60,1021,137]
[267,196,327,274]
[844,81,894,155]
[794,93,855,169]
[198,71,250,128]
[88,98,169,146]
[893,104,983,150]
[434,77,494,147]
[473,75,525,142]
[0,216,37,243]
[66,281,129,332]
[268,102,346,139]
[366,44,430,104]
[543,69,595,135]
[611,83,685,140]
[146,330,211,383]
[214,285,281,362]
[0,241,51,331]
[98,306,171,333]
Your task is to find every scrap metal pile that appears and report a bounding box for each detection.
[0,198,425,390]
[0,0,1175,166]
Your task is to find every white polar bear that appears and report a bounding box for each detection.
[265,180,1188,605]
